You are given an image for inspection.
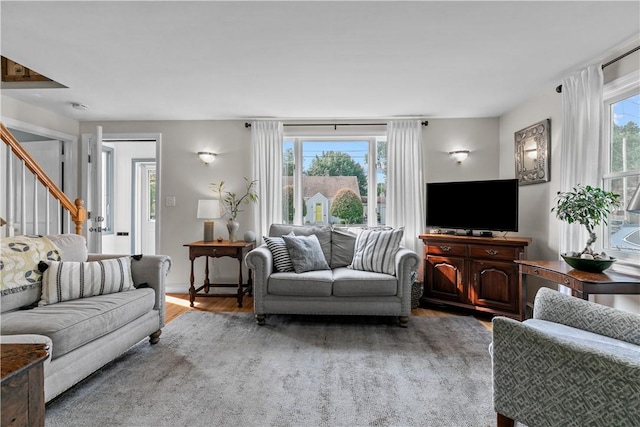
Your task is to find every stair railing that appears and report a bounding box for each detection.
[1,121,86,236]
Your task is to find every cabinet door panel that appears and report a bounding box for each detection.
[471,260,518,312]
[425,256,466,303]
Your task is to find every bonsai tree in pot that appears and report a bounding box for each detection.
[552,184,621,270]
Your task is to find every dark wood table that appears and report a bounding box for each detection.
[516,260,640,319]
[184,240,255,308]
[1,343,49,427]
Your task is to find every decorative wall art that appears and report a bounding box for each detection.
[515,119,550,185]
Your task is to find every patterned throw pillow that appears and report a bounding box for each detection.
[349,228,404,275]
[282,234,330,273]
[39,256,134,306]
[264,232,295,272]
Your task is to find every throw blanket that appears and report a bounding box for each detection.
[0,235,61,296]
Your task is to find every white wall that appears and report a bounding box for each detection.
[498,47,640,313]
[80,120,252,291]
[1,96,79,137]
[424,118,500,183]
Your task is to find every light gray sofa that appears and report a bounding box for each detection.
[0,234,171,402]
[245,224,420,327]
[491,287,640,427]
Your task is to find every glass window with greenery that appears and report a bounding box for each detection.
[283,136,386,226]
[602,77,639,264]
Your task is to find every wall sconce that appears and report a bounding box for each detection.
[449,150,470,163]
[197,151,217,164]
[197,199,220,242]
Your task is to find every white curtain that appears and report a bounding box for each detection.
[386,120,425,253]
[559,64,604,256]
[251,121,284,244]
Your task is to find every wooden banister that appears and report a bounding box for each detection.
[1,121,87,235]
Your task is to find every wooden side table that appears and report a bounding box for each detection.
[516,260,640,319]
[1,343,49,427]
[184,240,255,308]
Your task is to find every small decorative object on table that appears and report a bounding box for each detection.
[243,230,256,242]
[552,184,621,272]
[210,177,258,242]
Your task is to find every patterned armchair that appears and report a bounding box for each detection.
[491,287,640,427]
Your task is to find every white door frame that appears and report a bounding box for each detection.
[131,158,156,254]
[81,132,162,254]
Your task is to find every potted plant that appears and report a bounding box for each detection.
[210,177,258,241]
[552,184,621,272]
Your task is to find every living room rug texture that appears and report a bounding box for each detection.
[45,312,495,427]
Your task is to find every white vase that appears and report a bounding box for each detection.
[227,219,240,242]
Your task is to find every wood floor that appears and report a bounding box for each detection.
[165,293,494,331]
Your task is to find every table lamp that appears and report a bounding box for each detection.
[197,199,220,242]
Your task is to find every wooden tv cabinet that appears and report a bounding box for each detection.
[418,234,531,319]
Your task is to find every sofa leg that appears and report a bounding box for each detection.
[256,314,266,326]
[497,412,515,427]
[149,329,162,344]
[399,316,409,328]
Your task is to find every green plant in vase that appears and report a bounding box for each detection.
[552,184,621,271]
[210,177,258,241]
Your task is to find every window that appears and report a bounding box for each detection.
[602,75,640,264]
[101,146,114,235]
[283,137,386,226]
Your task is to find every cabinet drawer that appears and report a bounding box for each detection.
[426,243,467,257]
[469,245,519,261]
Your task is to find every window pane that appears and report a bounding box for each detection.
[282,140,294,224]
[303,141,367,225]
[148,169,156,221]
[610,94,640,173]
[376,139,387,226]
[604,175,640,256]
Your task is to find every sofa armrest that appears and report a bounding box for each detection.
[245,245,273,300]
[492,316,640,425]
[533,287,640,345]
[87,253,171,328]
[394,247,420,298]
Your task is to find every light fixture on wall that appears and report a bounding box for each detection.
[197,151,217,164]
[449,150,470,163]
[197,199,220,242]
[627,185,640,213]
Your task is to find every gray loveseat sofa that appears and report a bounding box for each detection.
[491,287,640,426]
[0,234,171,402]
[245,224,420,327]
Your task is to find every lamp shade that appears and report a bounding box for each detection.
[197,152,217,164]
[197,199,220,219]
[627,185,640,213]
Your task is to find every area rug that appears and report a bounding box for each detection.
[45,312,495,427]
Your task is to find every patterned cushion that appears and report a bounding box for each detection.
[39,257,134,306]
[349,228,403,275]
[264,232,295,272]
[282,234,330,274]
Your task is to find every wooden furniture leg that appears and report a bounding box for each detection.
[497,413,515,427]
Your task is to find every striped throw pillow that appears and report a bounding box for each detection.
[349,228,404,275]
[264,232,295,272]
[39,257,134,306]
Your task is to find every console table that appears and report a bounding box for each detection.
[1,343,49,427]
[516,260,640,319]
[184,240,255,308]
[419,234,531,319]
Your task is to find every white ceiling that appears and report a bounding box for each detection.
[1,1,639,122]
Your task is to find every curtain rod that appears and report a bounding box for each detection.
[555,45,640,93]
[244,121,429,129]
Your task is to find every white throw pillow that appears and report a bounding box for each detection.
[349,228,404,275]
[39,256,134,306]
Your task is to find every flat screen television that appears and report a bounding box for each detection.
[425,178,519,233]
